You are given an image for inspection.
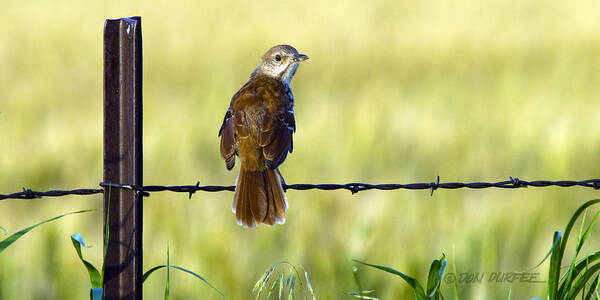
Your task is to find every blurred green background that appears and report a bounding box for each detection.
[1,0,599,298]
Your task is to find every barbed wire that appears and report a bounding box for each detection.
[1,177,599,200]
[0,188,104,200]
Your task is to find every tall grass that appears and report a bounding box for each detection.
[347,199,600,299]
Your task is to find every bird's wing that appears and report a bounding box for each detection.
[218,108,236,170]
[258,86,295,170]
[219,84,258,170]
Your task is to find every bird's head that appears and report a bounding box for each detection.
[252,44,309,84]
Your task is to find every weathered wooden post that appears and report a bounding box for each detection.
[103,16,143,299]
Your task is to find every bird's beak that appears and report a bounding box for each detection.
[294,54,309,62]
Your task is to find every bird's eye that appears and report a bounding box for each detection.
[275,55,281,62]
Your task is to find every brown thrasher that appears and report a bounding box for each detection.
[218,45,308,228]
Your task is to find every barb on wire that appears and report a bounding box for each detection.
[1,177,599,201]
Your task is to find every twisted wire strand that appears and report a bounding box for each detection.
[1,177,598,200]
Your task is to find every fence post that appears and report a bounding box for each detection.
[103,16,143,299]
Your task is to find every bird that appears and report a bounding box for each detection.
[218,45,309,228]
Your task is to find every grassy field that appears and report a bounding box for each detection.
[1,0,599,298]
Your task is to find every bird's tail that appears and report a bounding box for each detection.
[233,166,287,228]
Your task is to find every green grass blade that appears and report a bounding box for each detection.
[560,209,590,296]
[352,266,363,292]
[548,231,563,300]
[426,254,446,298]
[101,186,111,286]
[254,262,313,300]
[254,265,276,299]
[560,199,600,248]
[353,259,426,299]
[547,199,600,300]
[347,290,379,299]
[529,228,564,271]
[71,233,102,289]
[451,245,458,300]
[286,268,293,287]
[557,201,600,298]
[583,273,599,300]
[143,265,165,281]
[572,209,600,266]
[263,266,276,296]
[253,269,269,294]
[0,225,7,236]
[164,243,170,300]
[571,253,600,278]
[143,264,229,300]
[0,209,93,253]
[565,262,600,299]
[266,274,280,299]
[287,275,296,300]
[558,252,600,297]
[578,209,600,254]
[557,200,600,273]
[305,271,315,299]
[279,272,284,299]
